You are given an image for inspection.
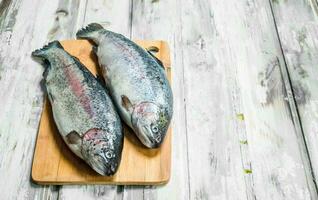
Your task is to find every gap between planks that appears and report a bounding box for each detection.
[268,0,318,197]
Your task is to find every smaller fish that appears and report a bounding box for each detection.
[32,41,123,176]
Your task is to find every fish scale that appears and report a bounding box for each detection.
[77,23,173,148]
[32,41,123,176]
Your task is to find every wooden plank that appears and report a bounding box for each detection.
[270,0,318,193]
[1,0,316,199]
[32,39,172,185]
[0,0,86,199]
[59,185,123,200]
[179,0,317,199]
[126,0,191,199]
[58,0,132,198]
[178,0,252,199]
[82,0,132,35]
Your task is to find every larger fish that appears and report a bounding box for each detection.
[32,41,123,176]
[76,23,173,148]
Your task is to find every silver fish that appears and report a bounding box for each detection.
[76,23,173,148]
[32,41,123,176]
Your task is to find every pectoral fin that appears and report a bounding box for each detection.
[121,95,133,112]
[66,130,82,144]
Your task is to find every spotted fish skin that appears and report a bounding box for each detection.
[76,23,173,148]
[32,41,123,176]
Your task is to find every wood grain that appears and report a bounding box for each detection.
[0,0,85,199]
[0,0,318,199]
[32,39,172,185]
[126,0,191,199]
[179,1,250,199]
[58,0,131,198]
[178,0,316,199]
[270,0,318,193]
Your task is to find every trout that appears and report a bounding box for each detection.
[32,41,123,175]
[76,24,173,148]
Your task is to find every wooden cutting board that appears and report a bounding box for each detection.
[32,40,171,185]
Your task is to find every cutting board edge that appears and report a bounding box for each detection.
[31,175,170,186]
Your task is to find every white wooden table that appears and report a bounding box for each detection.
[1,0,318,199]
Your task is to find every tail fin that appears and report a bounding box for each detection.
[76,23,104,43]
[32,41,63,59]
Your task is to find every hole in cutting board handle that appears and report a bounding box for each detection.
[147,46,159,53]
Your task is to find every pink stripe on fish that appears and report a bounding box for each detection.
[64,66,93,117]
[83,128,99,140]
[83,129,106,146]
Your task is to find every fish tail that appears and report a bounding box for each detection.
[32,41,63,59]
[76,23,104,43]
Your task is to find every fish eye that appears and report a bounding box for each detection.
[151,124,159,133]
[105,150,114,159]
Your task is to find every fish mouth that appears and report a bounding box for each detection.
[81,128,120,176]
[92,165,117,176]
[133,125,152,148]
[89,156,118,176]
[136,126,162,148]
[146,141,161,148]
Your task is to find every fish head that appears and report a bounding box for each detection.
[131,102,170,148]
[81,128,121,176]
